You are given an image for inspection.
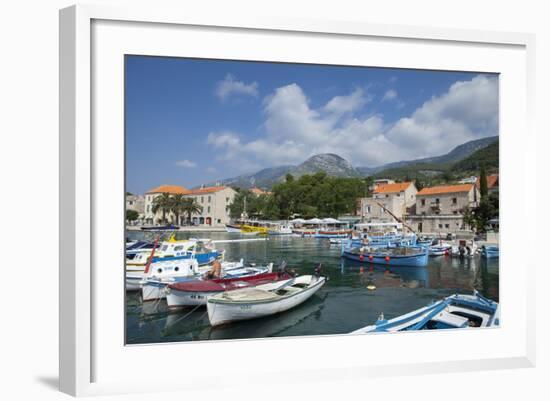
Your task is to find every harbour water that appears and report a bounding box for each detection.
[126,231,499,344]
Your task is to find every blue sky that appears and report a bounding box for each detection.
[126,56,498,194]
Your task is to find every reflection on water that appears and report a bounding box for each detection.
[126,231,499,344]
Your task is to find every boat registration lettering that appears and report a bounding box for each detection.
[240,304,252,310]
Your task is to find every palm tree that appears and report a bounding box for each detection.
[181,198,203,224]
[151,193,173,224]
[170,194,187,225]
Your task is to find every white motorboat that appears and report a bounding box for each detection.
[140,259,248,301]
[206,271,326,326]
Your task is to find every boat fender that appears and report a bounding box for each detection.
[385,256,390,262]
[368,255,374,261]
[359,254,364,261]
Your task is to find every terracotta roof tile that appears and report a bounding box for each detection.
[374,182,413,194]
[417,184,474,196]
[476,175,499,189]
[250,187,271,195]
[188,186,228,195]
[146,185,190,194]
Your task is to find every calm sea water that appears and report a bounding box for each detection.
[125,231,499,344]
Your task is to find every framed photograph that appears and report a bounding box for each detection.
[60,4,536,396]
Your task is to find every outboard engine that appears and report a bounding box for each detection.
[314,262,322,277]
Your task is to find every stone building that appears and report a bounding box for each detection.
[185,186,237,226]
[357,182,417,221]
[143,184,237,226]
[125,194,145,224]
[406,183,480,234]
[143,185,190,225]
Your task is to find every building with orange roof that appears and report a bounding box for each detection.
[357,181,417,221]
[476,174,499,194]
[405,183,479,234]
[142,184,237,226]
[249,187,271,196]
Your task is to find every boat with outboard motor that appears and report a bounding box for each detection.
[350,291,499,333]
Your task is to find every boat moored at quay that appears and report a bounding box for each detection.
[142,260,272,301]
[165,268,291,308]
[341,245,429,267]
[206,268,327,327]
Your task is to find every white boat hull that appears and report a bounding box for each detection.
[207,276,326,326]
[166,290,214,307]
[126,272,144,291]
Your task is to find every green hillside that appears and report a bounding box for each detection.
[452,140,499,173]
[373,138,499,184]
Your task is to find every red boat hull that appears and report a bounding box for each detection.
[167,272,292,294]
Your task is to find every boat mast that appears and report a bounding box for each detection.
[375,201,417,234]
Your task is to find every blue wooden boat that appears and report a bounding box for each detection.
[152,250,222,266]
[341,245,428,267]
[351,291,499,333]
[481,245,499,258]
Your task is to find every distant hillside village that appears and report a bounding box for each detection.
[126,171,498,235]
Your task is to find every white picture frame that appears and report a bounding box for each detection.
[59,4,536,397]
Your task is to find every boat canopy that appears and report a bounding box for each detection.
[305,218,323,224]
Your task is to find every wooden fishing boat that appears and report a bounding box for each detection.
[165,268,289,308]
[314,229,351,239]
[351,291,499,333]
[341,245,428,267]
[141,260,270,301]
[206,270,326,326]
[291,228,318,237]
[428,240,452,256]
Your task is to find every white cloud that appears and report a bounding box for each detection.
[175,159,197,168]
[215,74,259,101]
[207,74,498,171]
[323,88,367,116]
[382,89,398,102]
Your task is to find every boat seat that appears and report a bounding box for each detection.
[221,288,278,301]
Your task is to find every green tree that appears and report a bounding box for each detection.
[181,198,203,224]
[126,209,139,223]
[170,194,187,225]
[479,164,488,198]
[151,193,173,224]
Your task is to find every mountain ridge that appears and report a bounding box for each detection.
[205,136,498,189]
